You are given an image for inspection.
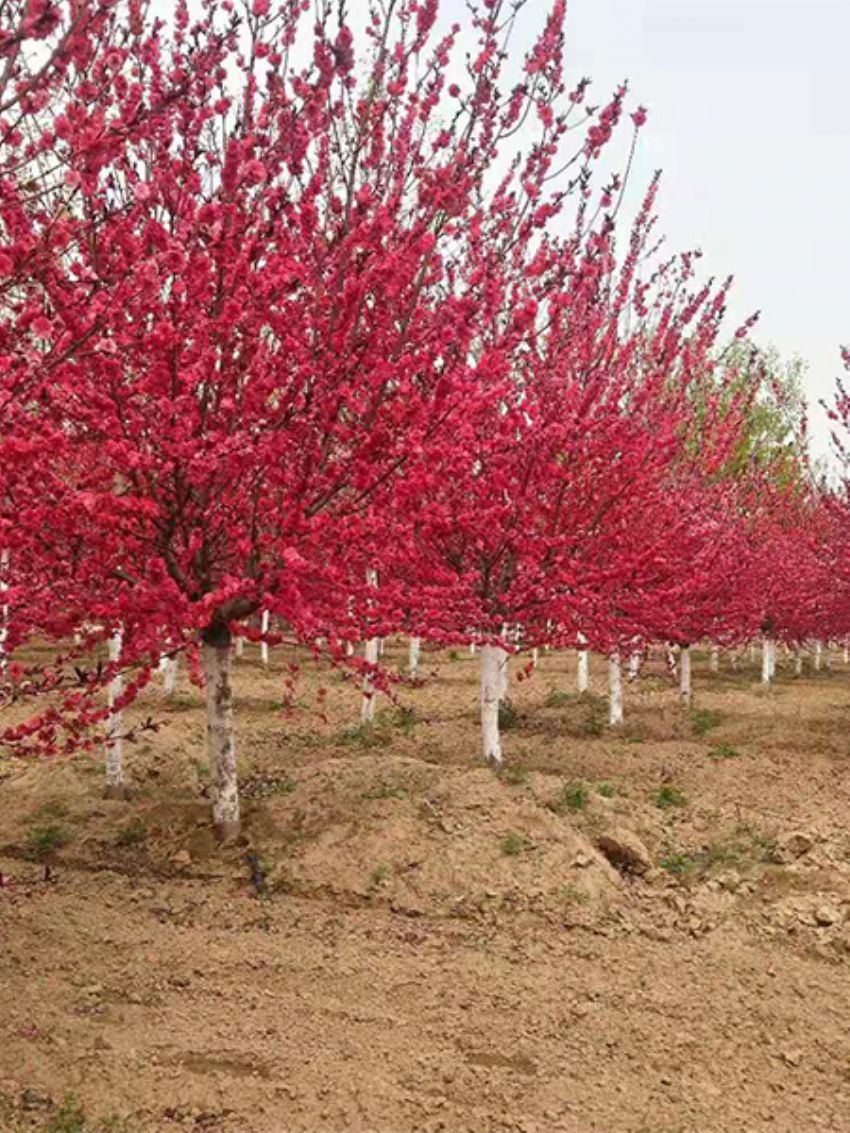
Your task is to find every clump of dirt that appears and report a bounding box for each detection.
[247,754,622,916]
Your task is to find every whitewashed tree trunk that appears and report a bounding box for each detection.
[679,646,692,708]
[608,653,624,727]
[162,654,178,697]
[469,641,477,656]
[843,642,849,665]
[577,633,589,694]
[361,635,379,726]
[710,648,719,673]
[731,652,739,671]
[749,642,756,664]
[479,644,504,765]
[814,640,822,672]
[104,629,126,797]
[234,635,245,659]
[666,645,679,679]
[260,609,270,666]
[0,548,9,674]
[761,637,774,685]
[409,636,421,678]
[794,649,803,676]
[531,647,539,668]
[201,628,240,840]
[628,651,641,682]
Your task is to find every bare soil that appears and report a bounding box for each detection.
[2,644,850,1133]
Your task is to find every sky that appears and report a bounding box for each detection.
[557,0,850,457]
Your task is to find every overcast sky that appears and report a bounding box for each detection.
[559,0,849,456]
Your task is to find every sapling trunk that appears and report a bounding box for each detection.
[161,654,178,697]
[104,629,126,797]
[0,548,8,674]
[844,642,849,665]
[201,624,240,841]
[361,635,379,726]
[679,646,692,708]
[628,651,641,681]
[794,648,803,676]
[608,653,623,727]
[479,644,505,764]
[814,640,822,672]
[260,609,270,666]
[710,648,719,673]
[234,635,244,659]
[577,633,589,694]
[409,636,421,677]
[531,647,539,668]
[761,637,774,685]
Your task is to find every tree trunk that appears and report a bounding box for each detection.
[794,648,803,676]
[201,624,240,841]
[234,634,244,659]
[0,548,8,674]
[844,642,849,665]
[679,645,692,708]
[710,648,719,673]
[577,633,589,694]
[260,609,270,666]
[608,653,623,727]
[531,647,539,668]
[361,635,379,726]
[628,651,641,682]
[499,649,510,700]
[409,636,421,678]
[104,629,126,797]
[162,654,178,697]
[479,644,504,764]
[761,636,773,685]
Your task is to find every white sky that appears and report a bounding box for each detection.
[559,0,849,457]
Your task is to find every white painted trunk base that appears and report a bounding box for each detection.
[260,610,270,666]
[162,654,178,697]
[0,548,9,674]
[479,644,505,764]
[794,649,803,676]
[710,648,719,673]
[761,637,774,685]
[679,646,692,708]
[234,635,245,659]
[628,651,641,682]
[104,629,125,795]
[577,648,589,694]
[608,654,624,727]
[531,647,539,668]
[409,636,421,678]
[201,637,240,838]
[361,636,379,725]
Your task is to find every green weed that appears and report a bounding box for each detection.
[653,785,688,809]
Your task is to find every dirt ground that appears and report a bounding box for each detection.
[2,642,850,1133]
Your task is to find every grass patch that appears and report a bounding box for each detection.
[708,742,741,761]
[691,707,723,736]
[558,781,590,812]
[498,699,519,731]
[595,781,617,798]
[393,705,418,734]
[115,819,147,847]
[367,864,391,892]
[652,785,688,809]
[659,852,694,875]
[26,822,69,860]
[500,831,533,857]
[497,763,529,786]
[361,779,408,800]
[544,687,573,708]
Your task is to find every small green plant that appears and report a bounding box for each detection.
[500,831,532,856]
[691,707,723,736]
[368,864,391,891]
[545,687,572,708]
[116,819,147,847]
[498,699,519,731]
[361,779,407,800]
[708,742,741,761]
[595,781,617,798]
[559,781,590,812]
[393,705,418,733]
[653,785,688,809]
[498,763,529,786]
[447,650,461,662]
[659,852,693,875]
[26,822,69,860]
[43,1097,86,1133]
[558,882,590,905]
